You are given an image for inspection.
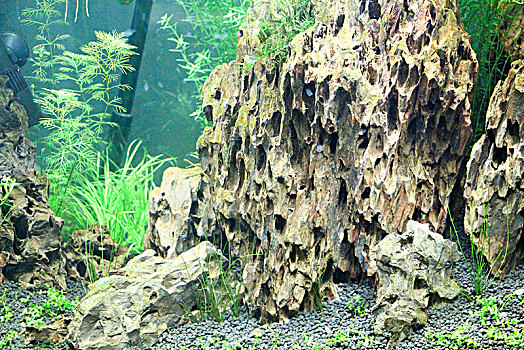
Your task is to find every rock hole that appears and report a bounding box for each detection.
[369,0,381,19]
[387,88,399,130]
[283,73,293,112]
[334,14,345,35]
[13,216,28,240]
[361,187,370,199]
[290,245,297,263]
[398,59,409,86]
[493,146,507,166]
[328,132,338,154]
[203,105,213,122]
[368,67,378,85]
[237,158,245,190]
[256,145,267,171]
[270,111,282,137]
[407,118,417,136]
[76,260,87,277]
[338,179,348,206]
[414,277,428,290]
[358,128,370,149]
[508,119,520,139]
[407,65,420,87]
[437,115,447,132]
[427,88,439,113]
[274,215,286,231]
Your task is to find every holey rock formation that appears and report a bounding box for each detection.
[373,221,461,342]
[0,77,66,290]
[193,0,476,321]
[464,60,524,275]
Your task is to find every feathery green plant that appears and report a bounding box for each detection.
[459,0,524,141]
[158,0,250,127]
[34,31,136,217]
[22,0,69,86]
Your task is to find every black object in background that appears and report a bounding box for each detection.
[0,32,42,127]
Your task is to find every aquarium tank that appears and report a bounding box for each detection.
[0,0,523,349]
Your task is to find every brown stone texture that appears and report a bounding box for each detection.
[373,220,461,342]
[464,60,524,275]
[63,225,129,284]
[68,242,226,350]
[0,76,67,290]
[144,167,203,258]
[192,0,476,321]
[500,3,524,63]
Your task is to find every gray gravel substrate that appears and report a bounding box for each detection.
[152,262,524,350]
[0,238,522,349]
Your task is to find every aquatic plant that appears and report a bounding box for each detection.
[22,0,69,86]
[448,200,509,296]
[21,287,77,327]
[252,0,315,70]
[34,31,135,218]
[458,0,524,141]
[0,177,18,227]
[0,330,16,348]
[67,140,173,254]
[158,0,250,127]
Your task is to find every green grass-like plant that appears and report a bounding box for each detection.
[67,140,173,254]
[448,200,509,296]
[0,176,18,227]
[158,0,250,127]
[459,0,524,141]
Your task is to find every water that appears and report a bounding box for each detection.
[0,0,201,162]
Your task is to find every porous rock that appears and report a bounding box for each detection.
[144,167,203,258]
[372,220,461,342]
[63,225,129,284]
[67,241,226,350]
[23,316,72,345]
[464,60,524,275]
[500,3,524,63]
[0,76,66,290]
[193,0,476,321]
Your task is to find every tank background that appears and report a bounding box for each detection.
[0,0,202,166]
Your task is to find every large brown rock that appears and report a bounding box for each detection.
[0,76,66,290]
[464,60,524,275]
[67,241,226,350]
[191,0,476,321]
